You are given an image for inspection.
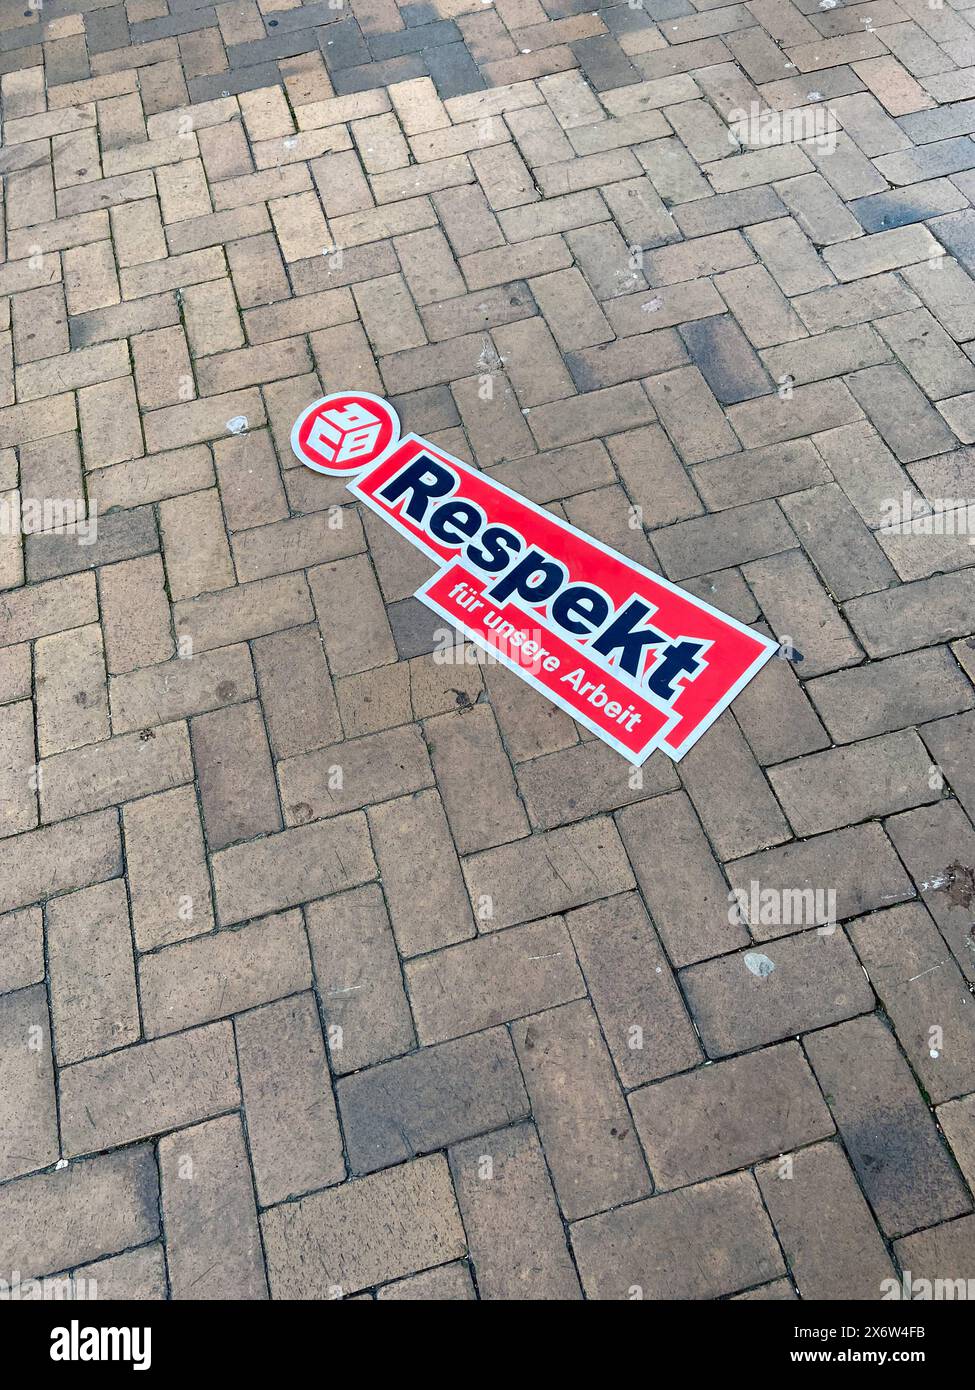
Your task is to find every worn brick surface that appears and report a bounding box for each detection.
[630,1042,834,1190]
[4,0,975,1300]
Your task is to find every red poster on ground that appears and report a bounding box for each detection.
[292,392,777,766]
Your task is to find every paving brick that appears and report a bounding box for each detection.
[73,1245,167,1300]
[923,709,975,829]
[806,1014,972,1236]
[490,316,575,407]
[938,1096,975,1192]
[851,178,969,235]
[406,917,584,1044]
[876,307,975,401]
[0,983,58,1182]
[513,736,673,831]
[770,729,940,836]
[109,643,255,737]
[631,1042,833,1189]
[678,313,771,404]
[653,499,795,579]
[681,928,875,1058]
[237,990,346,1205]
[39,721,193,825]
[755,1140,897,1300]
[158,488,236,601]
[212,814,376,926]
[617,789,745,965]
[884,800,973,984]
[60,1020,241,1158]
[450,1122,581,1299]
[901,256,975,342]
[175,573,314,654]
[566,892,701,1085]
[607,422,703,527]
[368,786,475,952]
[47,880,139,1065]
[572,1172,784,1300]
[727,379,862,448]
[278,725,431,828]
[395,226,467,306]
[309,553,397,676]
[261,1154,466,1298]
[141,907,308,1037]
[425,704,528,852]
[478,661,576,763]
[780,482,897,600]
[0,906,44,996]
[851,902,975,1104]
[806,647,972,743]
[463,815,635,932]
[339,1027,528,1174]
[732,1279,797,1301]
[0,1147,159,1284]
[306,882,414,1074]
[191,701,281,849]
[451,371,536,464]
[389,75,450,133]
[375,1267,472,1295]
[160,1114,267,1299]
[894,1213,975,1292]
[121,784,214,952]
[251,623,342,758]
[761,324,890,387]
[0,807,122,916]
[642,365,739,464]
[692,439,828,511]
[0,697,37,838]
[511,999,651,1219]
[679,712,791,858]
[743,548,863,676]
[727,821,915,939]
[26,507,160,588]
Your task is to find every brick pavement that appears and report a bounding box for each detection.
[1,0,975,1303]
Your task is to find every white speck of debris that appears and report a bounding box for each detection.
[908,960,948,982]
[521,48,532,54]
[642,297,663,313]
[820,0,837,7]
[808,91,823,101]
[744,952,775,978]
[930,1049,940,1059]
[920,872,951,891]
[522,407,531,415]
[226,416,249,435]
[56,1158,69,1171]
[477,343,503,371]
[283,136,298,149]
[528,952,562,961]
[655,966,662,974]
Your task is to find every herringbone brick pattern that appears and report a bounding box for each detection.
[2,0,975,1302]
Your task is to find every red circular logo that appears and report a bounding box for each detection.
[291,392,399,476]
